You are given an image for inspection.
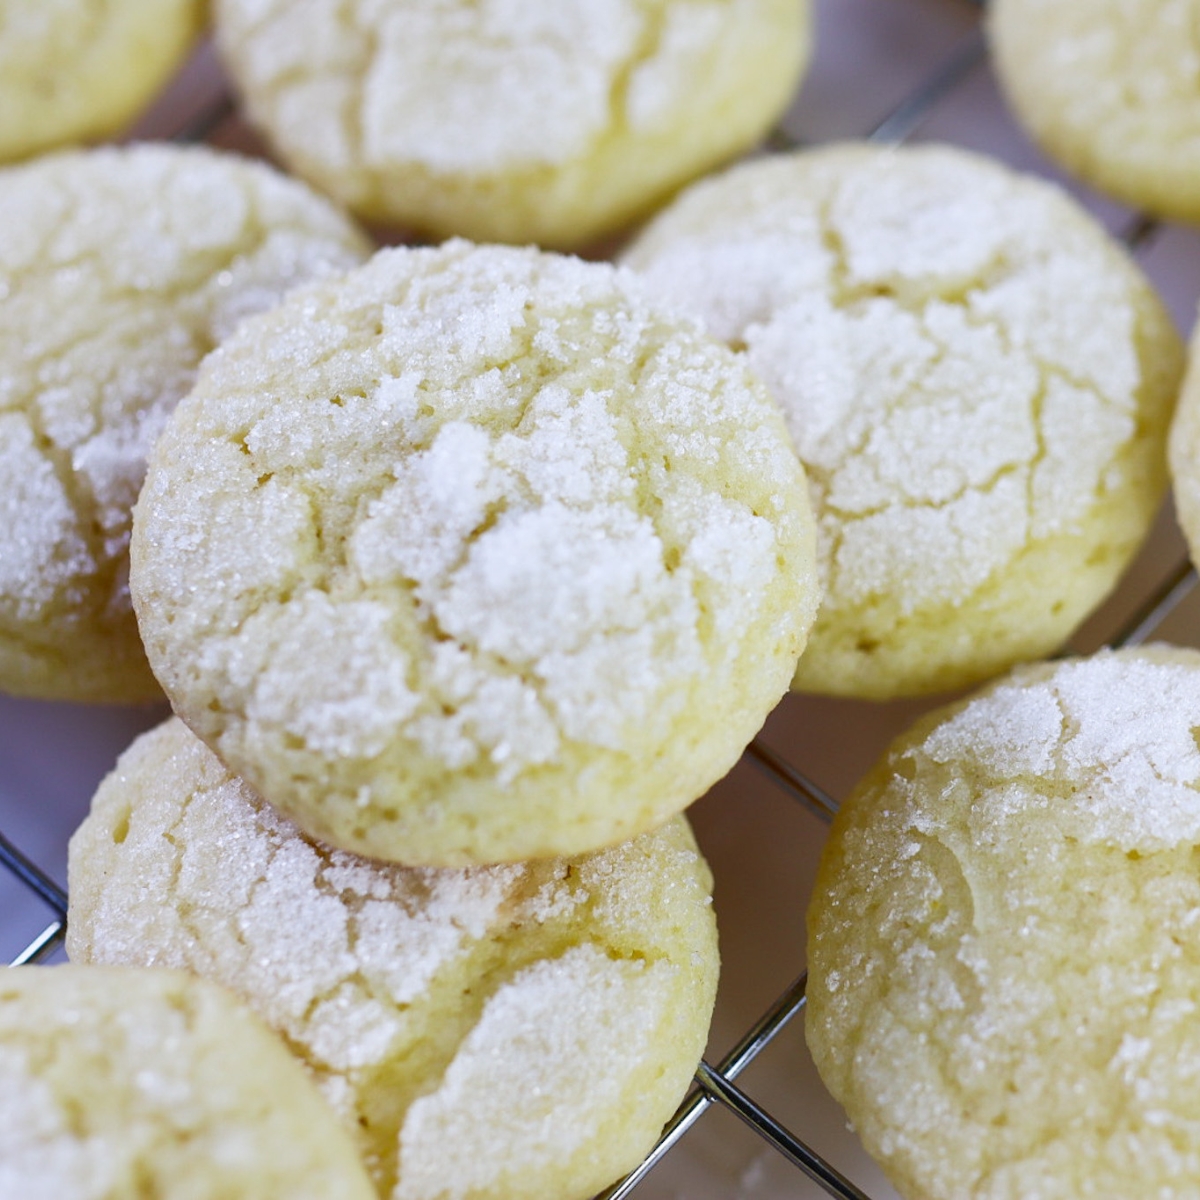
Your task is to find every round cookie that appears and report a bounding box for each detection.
[66,715,720,1200]
[623,143,1183,699]
[0,0,204,164]
[0,143,370,703]
[0,964,376,1199]
[989,0,1200,224]
[212,0,811,249]
[806,646,1200,1200]
[129,240,819,865]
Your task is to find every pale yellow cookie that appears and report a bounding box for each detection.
[67,716,720,1200]
[1167,327,1200,565]
[129,241,819,865]
[990,0,1200,223]
[807,646,1200,1200]
[624,143,1183,699]
[0,964,376,1199]
[0,143,370,703]
[0,0,205,163]
[213,0,811,249]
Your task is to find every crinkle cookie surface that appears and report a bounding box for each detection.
[129,240,818,865]
[0,0,204,163]
[806,646,1200,1200]
[624,142,1183,699]
[989,0,1200,223]
[0,143,369,703]
[213,0,810,248]
[67,716,720,1200]
[0,964,376,1200]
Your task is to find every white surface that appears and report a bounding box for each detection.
[4,1,1200,1197]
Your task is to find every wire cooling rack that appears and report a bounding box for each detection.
[5,2,1200,1197]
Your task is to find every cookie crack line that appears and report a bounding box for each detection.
[156,798,217,959]
[785,290,1120,512]
[7,206,296,547]
[812,358,1125,542]
[353,931,674,1187]
[965,301,1132,416]
[817,195,1014,318]
[812,191,1140,423]
[345,0,383,203]
[598,0,671,147]
[4,190,286,317]
[231,323,552,588]
[0,179,84,284]
[270,853,676,1193]
[821,458,1028,525]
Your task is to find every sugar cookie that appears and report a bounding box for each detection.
[0,0,205,164]
[0,143,369,703]
[67,716,720,1200]
[624,143,1183,699]
[0,964,376,1199]
[1167,326,1200,566]
[213,0,811,249]
[129,241,819,864]
[990,0,1200,223]
[807,646,1200,1200]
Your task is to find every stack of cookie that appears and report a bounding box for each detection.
[7,0,1200,1198]
[62,238,824,1198]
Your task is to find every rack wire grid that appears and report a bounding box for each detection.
[5,1,1200,1197]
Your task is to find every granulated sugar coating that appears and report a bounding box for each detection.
[129,241,819,865]
[0,143,369,703]
[623,142,1184,699]
[806,646,1200,1200]
[213,0,810,248]
[990,0,1200,224]
[67,717,720,1200]
[0,965,376,1200]
[0,0,203,163]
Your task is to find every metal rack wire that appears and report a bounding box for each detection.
[4,2,1199,1197]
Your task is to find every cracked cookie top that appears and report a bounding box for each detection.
[0,143,369,702]
[66,716,720,1200]
[990,0,1200,224]
[130,240,819,865]
[0,964,376,1200]
[806,645,1200,1200]
[623,142,1184,698]
[0,0,204,163]
[212,0,810,248]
